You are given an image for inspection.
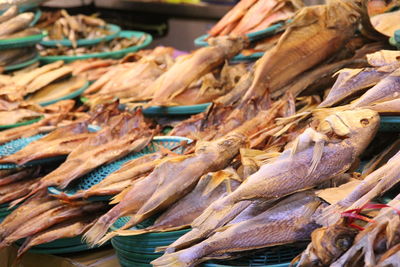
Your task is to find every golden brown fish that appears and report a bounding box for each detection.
[240,0,364,104]
[153,191,322,267]
[114,169,242,237]
[0,108,41,125]
[28,75,87,104]
[13,60,64,87]
[0,168,39,186]
[147,36,247,106]
[25,66,73,95]
[17,217,96,258]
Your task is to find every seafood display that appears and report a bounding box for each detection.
[38,9,110,47]
[0,0,400,266]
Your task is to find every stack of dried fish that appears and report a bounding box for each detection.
[0,60,88,106]
[0,192,108,258]
[38,35,147,57]
[83,39,248,107]
[38,9,110,47]
[208,0,303,37]
[0,5,41,69]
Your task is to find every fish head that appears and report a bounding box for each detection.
[298,224,358,266]
[319,108,379,156]
[195,132,245,162]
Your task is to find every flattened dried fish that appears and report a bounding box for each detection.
[13,60,64,87]
[26,66,73,94]
[0,108,41,125]
[28,75,87,104]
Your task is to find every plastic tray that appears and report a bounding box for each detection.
[48,136,192,201]
[379,116,400,132]
[0,31,44,49]
[194,22,285,47]
[30,8,41,26]
[0,116,42,130]
[0,133,46,157]
[143,103,211,116]
[40,30,153,63]
[40,24,121,47]
[4,52,40,72]
[34,81,90,106]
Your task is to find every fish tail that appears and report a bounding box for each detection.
[16,237,32,259]
[83,206,122,246]
[114,228,150,236]
[151,251,189,267]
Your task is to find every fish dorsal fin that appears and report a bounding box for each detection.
[110,187,131,204]
[202,167,241,196]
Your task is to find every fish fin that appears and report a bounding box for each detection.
[151,252,187,267]
[307,139,325,176]
[17,237,32,259]
[202,170,231,196]
[97,231,118,246]
[110,187,130,204]
[155,245,169,253]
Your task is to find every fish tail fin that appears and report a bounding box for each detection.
[16,238,32,259]
[97,231,118,246]
[110,187,130,204]
[83,206,122,246]
[114,228,150,237]
[151,252,188,267]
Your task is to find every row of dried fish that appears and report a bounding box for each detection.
[0,5,39,40]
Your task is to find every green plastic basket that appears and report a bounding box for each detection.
[4,52,39,72]
[40,30,153,63]
[379,116,400,132]
[47,136,192,201]
[194,21,285,47]
[32,81,90,106]
[40,24,121,47]
[0,116,42,130]
[0,31,44,49]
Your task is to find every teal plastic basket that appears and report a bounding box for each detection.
[194,22,286,47]
[40,30,153,63]
[32,81,90,106]
[379,116,400,132]
[48,136,192,201]
[143,103,211,116]
[40,24,121,47]
[4,52,39,72]
[0,133,46,157]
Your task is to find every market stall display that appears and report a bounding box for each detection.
[0,0,400,266]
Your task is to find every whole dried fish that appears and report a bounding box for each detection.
[0,168,39,186]
[13,60,64,87]
[148,37,247,106]
[168,109,379,251]
[0,121,93,165]
[0,5,18,24]
[17,217,95,258]
[28,75,87,104]
[114,169,241,237]
[241,0,364,103]
[0,28,41,40]
[25,66,73,95]
[153,191,322,267]
[0,12,34,37]
[0,108,41,125]
[0,201,104,249]
[352,68,400,107]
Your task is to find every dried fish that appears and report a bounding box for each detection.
[0,12,34,37]
[0,5,18,24]
[153,191,322,267]
[25,66,73,95]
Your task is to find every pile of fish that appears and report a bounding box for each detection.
[0,0,400,265]
[208,0,303,37]
[0,60,88,113]
[0,5,41,69]
[38,35,147,57]
[38,9,110,47]
[83,39,248,107]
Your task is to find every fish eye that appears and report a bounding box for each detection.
[360,118,369,126]
[336,238,351,250]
